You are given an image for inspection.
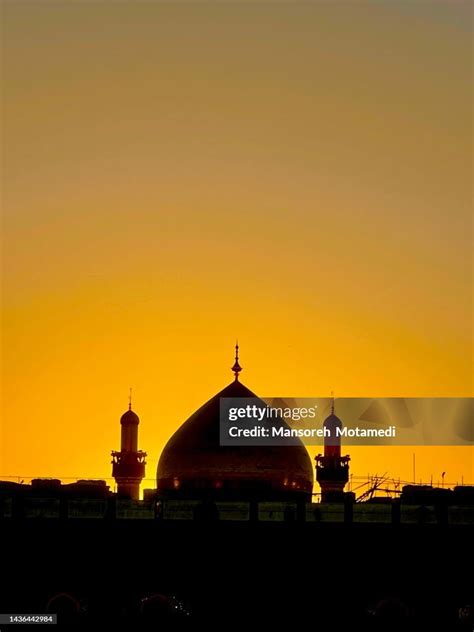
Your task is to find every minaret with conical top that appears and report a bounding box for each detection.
[315,395,350,502]
[111,389,147,500]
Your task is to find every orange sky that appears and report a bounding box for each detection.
[1,2,472,491]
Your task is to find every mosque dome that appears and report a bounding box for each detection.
[157,353,314,500]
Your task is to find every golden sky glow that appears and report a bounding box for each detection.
[1,2,472,490]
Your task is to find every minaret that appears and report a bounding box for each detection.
[111,390,147,500]
[315,395,350,502]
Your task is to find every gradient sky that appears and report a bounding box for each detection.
[1,1,472,491]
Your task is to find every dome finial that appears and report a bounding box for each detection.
[331,390,335,415]
[231,340,242,381]
[129,387,132,411]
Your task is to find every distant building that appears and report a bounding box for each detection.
[315,398,350,502]
[111,392,146,500]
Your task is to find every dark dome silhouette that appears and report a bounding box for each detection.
[324,413,342,430]
[120,409,139,425]
[157,377,314,500]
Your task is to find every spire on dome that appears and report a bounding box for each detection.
[231,341,242,381]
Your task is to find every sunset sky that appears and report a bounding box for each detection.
[1,1,472,491]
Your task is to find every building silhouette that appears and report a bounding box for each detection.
[316,396,351,502]
[157,345,313,502]
[111,391,147,500]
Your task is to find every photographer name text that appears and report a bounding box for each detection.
[227,425,397,439]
